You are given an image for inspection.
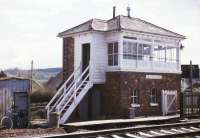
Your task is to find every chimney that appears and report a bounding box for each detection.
[113,6,116,18]
[127,6,131,17]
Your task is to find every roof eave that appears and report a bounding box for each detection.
[57,29,122,38]
[121,28,186,39]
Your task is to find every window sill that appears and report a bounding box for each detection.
[150,103,158,107]
[131,104,140,108]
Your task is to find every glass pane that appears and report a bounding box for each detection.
[114,54,118,65]
[138,44,143,55]
[108,55,113,65]
[108,43,113,54]
[123,41,127,54]
[150,89,157,103]
[114,42,118,53]
[143,44,150,55]
[132,43,137,55]
[133,97,137,104]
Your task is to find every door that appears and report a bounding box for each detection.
[82,43,90,71]
[14,92,28,111]
[162,90,177,115]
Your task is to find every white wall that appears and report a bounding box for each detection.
[74,33,93,70]
[91,32,107,83]
[74,32,108,84]
[73,30,182,84]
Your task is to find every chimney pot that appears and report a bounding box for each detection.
[127,6,131,17]
[113,6,116,18]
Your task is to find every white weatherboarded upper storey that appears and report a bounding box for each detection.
[59,15,185,84]
[58,15,185,39]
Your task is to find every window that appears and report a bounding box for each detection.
[138,44,151,60]
[154,45,177,62]
[132,89,139,105]
[123,41,151,60]
[143,44,151,60]
[154,45,165,62]
[123,41,137,59]
[166,47,177,62]
[108,42,118,66]
[150,88,157,104]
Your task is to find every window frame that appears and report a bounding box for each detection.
[108,42,118,66]
[149,88,158,106]
[123,40,151,61]
[131,89,140,107]
[122,37,178,64]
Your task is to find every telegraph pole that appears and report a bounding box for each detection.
[28,60,33,127]
[190,60,193,114]
[30,60,33,93]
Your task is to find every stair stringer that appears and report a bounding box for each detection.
[59,82,93,124]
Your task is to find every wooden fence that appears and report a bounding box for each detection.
[180,92,200,118]
[0,88,12,119]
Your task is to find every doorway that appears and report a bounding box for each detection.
[82,43,90,71]
[14,92,28,111]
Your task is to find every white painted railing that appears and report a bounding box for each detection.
[46,62,93,124]
[45,64,81,121]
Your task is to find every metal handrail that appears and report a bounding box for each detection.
[48,81,75,113]
[56,64,90,113]
[59,70,90,114]
[46,63,82,113]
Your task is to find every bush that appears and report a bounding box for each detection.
[31,109,46,119]
[30,90,54,103]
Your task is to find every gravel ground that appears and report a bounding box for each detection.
[0,128,66,138]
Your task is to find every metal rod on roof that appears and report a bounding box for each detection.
[113,6,116,18]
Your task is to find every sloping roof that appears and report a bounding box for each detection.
[58,15,185,39]
[0,76,30,81]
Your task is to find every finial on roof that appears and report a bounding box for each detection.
[127,5,131,17]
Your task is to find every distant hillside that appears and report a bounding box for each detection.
[44,71,63,93]
[5,67,62,83]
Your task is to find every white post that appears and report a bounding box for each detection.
[177,42,181,72]
[136,43,138,68]
[74,78,77,104]
[150,41,154,70]
[119,33,123,70]
[89,60,92,83]
[165,46,167,62]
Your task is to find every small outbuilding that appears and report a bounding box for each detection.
[0,76,31,127]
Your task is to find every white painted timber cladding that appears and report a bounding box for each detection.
[73,30,182,84]
[91,33,107,83]
[74,32,107,84]
[74,33,92,69]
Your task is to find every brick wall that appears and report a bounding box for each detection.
[102,72,181,118]
[101,73,122,118]
[63,37,74,81]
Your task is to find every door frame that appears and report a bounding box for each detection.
[81,43,91,72]
[13,92,28,111]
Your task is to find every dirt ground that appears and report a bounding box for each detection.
[0,128,66,138]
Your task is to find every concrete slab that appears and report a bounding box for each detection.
[62,114,180,132]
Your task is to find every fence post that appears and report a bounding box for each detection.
[180,92,183,118]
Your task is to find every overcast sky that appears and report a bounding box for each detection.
[0,0,199,70]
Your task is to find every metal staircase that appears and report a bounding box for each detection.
[45,62,93,124]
